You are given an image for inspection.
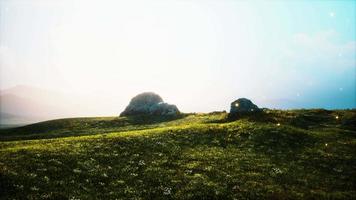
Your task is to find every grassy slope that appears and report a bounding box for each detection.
[0,110,355,199]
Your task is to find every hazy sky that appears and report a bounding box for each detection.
[0,0,355,113]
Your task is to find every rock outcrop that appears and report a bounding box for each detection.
[120,92,179,116]
[228,98,260,118]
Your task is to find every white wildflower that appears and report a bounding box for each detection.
[15,184,24,190]
[28,173,37,178]
[130,173,138,177]
[333,167,343,173]
[138,160,145,166]
[30,186,39,191]
[271,167,283,176]
[163,187,172,195]
[43,176,50,182]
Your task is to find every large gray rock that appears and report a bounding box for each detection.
[120,92,180,116]
[229,98,260,118]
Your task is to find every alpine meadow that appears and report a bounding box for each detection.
[0,0,356,199]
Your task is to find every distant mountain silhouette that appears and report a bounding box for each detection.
[0,85,80,126]
[0,85,126,126]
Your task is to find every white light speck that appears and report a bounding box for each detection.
[329,12,335,17]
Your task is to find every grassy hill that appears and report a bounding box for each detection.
[0,109,355,199]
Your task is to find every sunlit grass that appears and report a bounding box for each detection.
[0,109,355,199]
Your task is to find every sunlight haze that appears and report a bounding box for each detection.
[1,0,355,120]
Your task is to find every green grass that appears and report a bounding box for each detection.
[0,109,355,199]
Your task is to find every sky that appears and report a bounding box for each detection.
[0,0,355,114]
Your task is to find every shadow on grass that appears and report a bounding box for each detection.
[120,113,188,125]
[207,111,273,124]
[0,114,190,141]
[215,109,356,131]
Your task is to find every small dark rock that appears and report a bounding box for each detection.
[228,98,261,118]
